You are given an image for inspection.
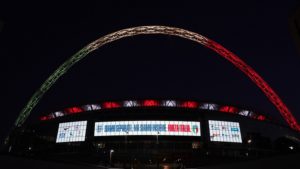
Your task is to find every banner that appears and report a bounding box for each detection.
[209,120,242,143]
[94,121,201,136]
[56,121,87,143]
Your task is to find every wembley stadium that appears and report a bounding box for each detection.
[6,99,300,168]
[3,26,300,168]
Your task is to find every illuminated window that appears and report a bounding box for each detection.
[103,102,120,109]
[199,103,219,111]
[82,105,93,111]
[162,100,177,107]
[40,116,49,121]
[65,107,83,114]
[49,113,55,119]
[91,104,101,110]
[199,103,209,109]
[181,101,198,108]
[54,111,64,117]
[257,115,266,121]
[41,114,55,120]
[219,106,238,113]
[247,111,255,118]
[238,110,249,116]
[143,100,159,107]
[123,100,139,107]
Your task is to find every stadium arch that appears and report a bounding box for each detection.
[14,25,300,131]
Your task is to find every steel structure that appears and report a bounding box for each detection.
[14,26,300,131]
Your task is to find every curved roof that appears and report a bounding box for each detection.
[39,99,267,121]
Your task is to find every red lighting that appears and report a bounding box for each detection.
[40,114,54,121]
[143,100,159,107]
[257,115,266,121]
[208,39,300,131]
[181,101,198,108]
[219,106,238,113]
[65,107,83,114]
[40,116,48,121]
[103,102,120,109]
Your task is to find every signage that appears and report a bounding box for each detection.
[94,121,201,136]
[209,120,242,143]
[56,121,87,143]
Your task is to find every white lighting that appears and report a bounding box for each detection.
[163,100,176,107]
[200,103,219,110]
[123,100,139,107]
[91,104,101,110]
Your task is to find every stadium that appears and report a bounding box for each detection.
[7,99,300,168]
[4,26,300,168]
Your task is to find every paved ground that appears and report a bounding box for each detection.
[0,153,300,169]
[198,153,300,169]
[0,155,107,169]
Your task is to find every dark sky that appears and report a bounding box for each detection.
[1,1,300,141]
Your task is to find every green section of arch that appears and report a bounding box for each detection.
[14,47,90,126]
[15,26,208,127]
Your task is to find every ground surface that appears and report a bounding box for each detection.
[1,153,300,169]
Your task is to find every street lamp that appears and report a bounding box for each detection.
[125,131,129,144]
[110,149,114,165]
[156,131,160,168]
[156,131,160,144]
[124,131,129,168]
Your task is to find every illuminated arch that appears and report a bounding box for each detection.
[14,26,300,131]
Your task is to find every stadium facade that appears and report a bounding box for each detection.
[4,26,300,168]
[7,99,300,168]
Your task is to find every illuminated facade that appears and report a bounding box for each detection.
[7,99,300,168]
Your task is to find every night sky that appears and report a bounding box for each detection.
[1,1,300,142]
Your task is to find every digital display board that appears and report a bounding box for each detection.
[94,121,201,136]
[56,121,87,143]
[208,120,242,143]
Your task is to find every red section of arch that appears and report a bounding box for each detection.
[206,39,300,131]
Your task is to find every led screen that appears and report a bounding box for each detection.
[208,120,242,143]
[56,121,87,143]
[94,121,201,136]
